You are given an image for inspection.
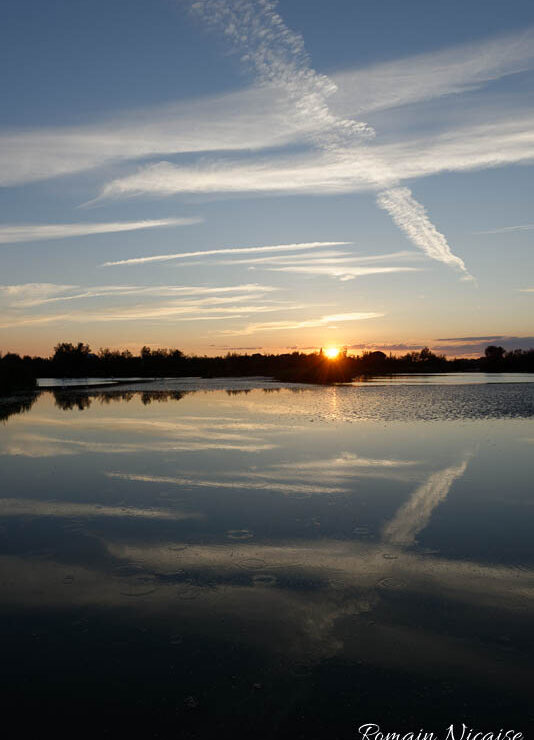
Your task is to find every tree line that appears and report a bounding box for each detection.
[1,341,533,392]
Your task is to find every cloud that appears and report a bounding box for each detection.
[221,311,384,335]
[190,0,373,150]
[98,114,534,209]
[0,26,531,187]
[0,283,78,307]
[433,336,534,356]
[330,27,534,116]
[348,343,426,351]
[0,282,299,329]
[216,249,416,264]
[474,223,534,234]
[0,87,324,188]
[436,335,503,342]
[0,301,301,329]
[171,247,423,282]
[102,240,350,267]
[0,218,199,246]
[260,264,420,281]
[347,337,534,357]
[376,187,470,275]
[0,282,275,308]
[188,0,469,276]
[210,346,264,351]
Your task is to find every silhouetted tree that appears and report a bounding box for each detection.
[2,339,533,387]
[485,345,505,361]
[0,351,37,392]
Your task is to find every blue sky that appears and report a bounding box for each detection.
[1,0,533,356]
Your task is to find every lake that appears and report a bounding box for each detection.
[1,376,533,737]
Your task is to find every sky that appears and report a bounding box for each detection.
[1,0,533,358]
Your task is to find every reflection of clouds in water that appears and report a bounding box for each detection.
[105,450,423,501]
[102,518,533,615]
[275,452,419,470]
[15,414,291,432]
[2,437,79,458]
[0,497,202,521]
[0,444,531,691]
[96,452,486,670]
[2,410,293,456]
[2,546,530,691]
[2,387,528,691]
[107,472,345,495]
[4,399,337,460]
[1,432,275,456]
[383,457,471,546]
[254,452,422,483]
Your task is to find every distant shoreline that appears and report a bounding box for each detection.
[1,342,533,394]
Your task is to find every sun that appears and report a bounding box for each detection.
[324,347,340,360]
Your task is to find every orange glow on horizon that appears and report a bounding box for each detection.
[324,347,340,359]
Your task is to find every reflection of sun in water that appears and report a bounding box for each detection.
[324,347,340,359]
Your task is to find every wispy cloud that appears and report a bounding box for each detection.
[330,27,534,116]
[234,248,421,280]
[348,342,425,352]
[0,218,199,246]
[190,0,374,150]
[376,188,470,276]
[0,302,301,329]
[185,0,471,278]
[474,223,534,234]
[102,240,350,267]
[436,335,503,342]
[433,336,534,355]
[221,311,384,335]
[0,87,323,188]
[1,27,531,188]
[100,114,534,198]
[0,282,275,308]
[0,282,299,329]
[215,249,416,264]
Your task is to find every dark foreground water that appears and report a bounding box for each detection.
[1,378,533,738]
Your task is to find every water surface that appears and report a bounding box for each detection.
[1,381,533,737]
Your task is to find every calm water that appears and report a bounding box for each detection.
[1,379,533,737]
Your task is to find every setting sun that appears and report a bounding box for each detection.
[324,347,340,359]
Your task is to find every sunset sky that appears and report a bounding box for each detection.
[1,0,533,357]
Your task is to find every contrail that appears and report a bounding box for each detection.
[102,240,349,266]
[190,0,471,278]
[377,188,470,274]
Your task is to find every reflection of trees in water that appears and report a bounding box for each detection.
[49,386,306,413]
[52,389,188,412]
[0,392,38,423]
[99,391,135,404]
[140,391,186,405]
[53,392,93,411]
